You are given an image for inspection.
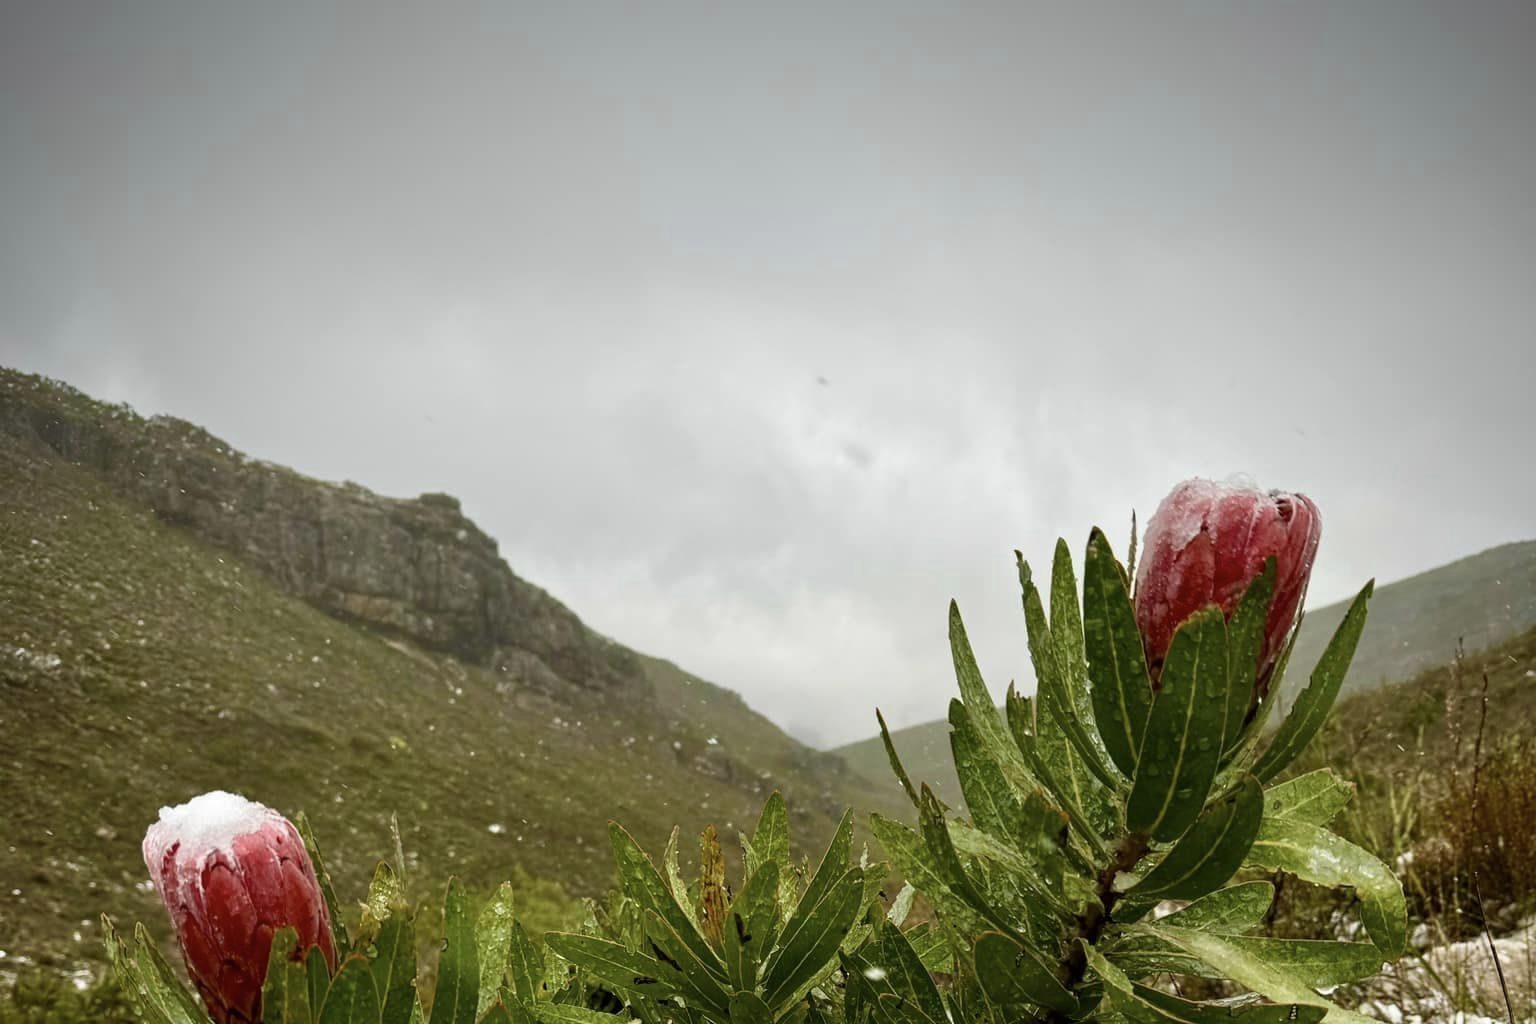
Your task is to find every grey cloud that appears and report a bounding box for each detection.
[2,1,1533,745]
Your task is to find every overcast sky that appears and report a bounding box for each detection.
[2,2,1532,747]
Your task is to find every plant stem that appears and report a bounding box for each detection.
[1043,831,1152,1022]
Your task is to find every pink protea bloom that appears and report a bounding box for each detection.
[143,792,336,1023]
[1134,478,1321,695]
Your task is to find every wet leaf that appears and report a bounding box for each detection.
[1083,528,1154,778]
[1127,607,1229,842]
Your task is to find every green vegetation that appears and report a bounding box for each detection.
[1309,622,1536,930]
[0,972,136,1024]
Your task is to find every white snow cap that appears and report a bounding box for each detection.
[142,790,284,894]
[1145,476,1270,557]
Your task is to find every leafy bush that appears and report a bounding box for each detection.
[0,971,137,1024]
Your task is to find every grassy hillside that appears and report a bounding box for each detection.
[1309,619,1536,804]
[833,541,1536,805]
[1290,540,1536,698]
[0,438,905,978]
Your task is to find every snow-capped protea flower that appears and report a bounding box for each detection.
[1134,478,1321,695]
[143,792,336,1023]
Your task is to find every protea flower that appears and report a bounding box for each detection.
[1133,477,1321,696]
[142,791,336,1023]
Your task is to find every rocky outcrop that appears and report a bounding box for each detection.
[0,370,641,694]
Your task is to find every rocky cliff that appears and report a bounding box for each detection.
[0,369,640,695]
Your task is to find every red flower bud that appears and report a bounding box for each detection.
[142,792,336,1024]
[1134,478,1321,694]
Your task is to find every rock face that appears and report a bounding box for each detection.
[0,370,641,694]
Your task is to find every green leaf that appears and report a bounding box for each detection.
[430,879,481,1024]
[363,862,405,928]
[872,991,943,1024]
[748,793,790,886]
[306,945,331,1019]
[641,910,733,1017]
[506,923,544,1009]
[1129,985,1325,1024]
[319,956,382,1024]
[727,992,775,1024]
[846,922,947,1024]
[1246,817,1406,957]
[1130,774,1263,900]
[841,952,875,1024]
[905,925,952,975]
[531,1004,635,1024]
[760,867,866,1007]
[1263,769,1355,827]
[608,823,727,980]
[296,811,352,960]
[1023,553,1122,800]
[722,859,780,990]
[1045,545,1121,791]
[1083,527,1154,778]
[1048,541,1090,703]
[354,866,414,1024]
[137,925,213,1024]
[1222,628,1301,779]
[1145,926,1378,1024]
[1102,933,1220,982]
[867,814,985,937]
[972,931,1076,1015]
[797,808,855,920]
[475,883,516,1017]
[1112,928,1382,993]
[914,787,1040,940]
[875,709,920,808]
[1253,582,1373,783]
[948,698,1027,840]
[1127,607,1229,842]
[1224,561,1277,753]
[1003,689,1111,871]
[102,917,205,1024]
[543,934,677,1000]
[1082,939,1183,1023]
[263,927,314,1024]
[477,1004,517,1024]
[871,921,948,1024]
[1210,939,1385,989]
[369,916,417,1024]
[944,819,1073,920]
[1156,881,1275,934]
[662,828,696,924]
[948,601,1033,785]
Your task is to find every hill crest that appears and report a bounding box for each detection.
[1,369,644,695]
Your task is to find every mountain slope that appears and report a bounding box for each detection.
[833,538,1536,802]
[1288,540,1536,699]
[0,369,906,974]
